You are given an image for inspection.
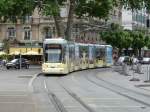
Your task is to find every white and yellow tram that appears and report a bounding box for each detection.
[42,38,113,74]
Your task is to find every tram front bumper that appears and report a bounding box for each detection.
[42,67,68,74]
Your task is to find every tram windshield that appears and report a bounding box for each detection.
[44,44,62,63]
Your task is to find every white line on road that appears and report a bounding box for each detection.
[94,106,145,108]
[44,80,48,93]
[82,98,126,100]
[28,73,39,92]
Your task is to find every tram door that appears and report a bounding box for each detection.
[68,43,75,72]
[74,44,80,70]
[105,46,113,66]
[88,44,95,68]
[79,44,89,69]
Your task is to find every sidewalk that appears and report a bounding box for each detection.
[97,65,150,94]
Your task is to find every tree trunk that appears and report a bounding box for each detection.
[118,48,122,57]
[65,0,75,41]
[138,48,141,57]
[53,15,64,37]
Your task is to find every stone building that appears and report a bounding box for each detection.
[0,5,122,64]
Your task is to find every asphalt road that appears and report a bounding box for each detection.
[1,65,150,112]
[0,67,41,112]
[32,67,150,112]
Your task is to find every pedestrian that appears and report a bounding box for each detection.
[130,55,135,70]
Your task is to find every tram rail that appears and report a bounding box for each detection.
[85,69,150,107]
[44,79,68,112]
[58,79,96,112]
[41,75,96,112]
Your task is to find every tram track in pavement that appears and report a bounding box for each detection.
[39,75,96,112]
[43,79,68,112]
[84,69,150,108]
[57,78,96,112]
[31,74,68,112]
[32,67,150,111]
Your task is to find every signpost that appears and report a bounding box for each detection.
[19,50,21,70]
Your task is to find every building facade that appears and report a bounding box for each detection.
[0,6,122,64]
[122,8,150,30]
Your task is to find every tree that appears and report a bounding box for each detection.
[1,0,150,40]
[0,0,35,22]
[0,0,119,40]
[120,0,144,10]
[2,39,10,53]
[41,0,65,37]
[129,31,148,56]
[2,38,19,53]
[101,23,134,55]
[41,0,117,40]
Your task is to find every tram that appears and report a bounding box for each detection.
[42,38,113,74]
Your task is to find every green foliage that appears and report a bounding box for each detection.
[120,0,144,10]
[41,0,63,16]
[129,31,147,50]
[0,54,12,60]
[100,24,150,56]
[75,0,114,19]
[144,0,150,13]
[101,29,132,50]
[1,0,150,41]
[2,39,10,53]
[147,39,150,49]
[0,0,35,22]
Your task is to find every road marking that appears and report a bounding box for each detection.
[64,106,80,108]
[44,80,48,93]
[0,102,35,104]
[0,95,27,97]
[28,73,39,92]
[94,106,145,108]
[88,104,145,108]
[82,98,126,100]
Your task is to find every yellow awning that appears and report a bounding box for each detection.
[9,51,20,55]
[0,51,6,55]
[23,51,41,55]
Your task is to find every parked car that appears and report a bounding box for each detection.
[6,58,29,69]
[140,57,150,64]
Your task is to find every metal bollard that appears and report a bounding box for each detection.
[144,66,150,83]
[122,63,129,76]
[129,64,140,81]
[136,63,143,74]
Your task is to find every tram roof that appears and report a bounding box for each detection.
[44,38,67,44]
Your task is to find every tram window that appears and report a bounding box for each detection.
[45,49,62,63]
[99,48,105,59]
[62,46,66,63]
[69,46,75,59]
[79,46,88,58]
[96,49,100,59]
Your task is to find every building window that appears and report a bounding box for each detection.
[7,27,16,39]
[24,27,31,40]
[43,27,52,39]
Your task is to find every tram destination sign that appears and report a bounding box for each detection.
[45,44,62,49]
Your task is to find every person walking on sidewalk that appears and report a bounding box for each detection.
[130,55,135,70]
